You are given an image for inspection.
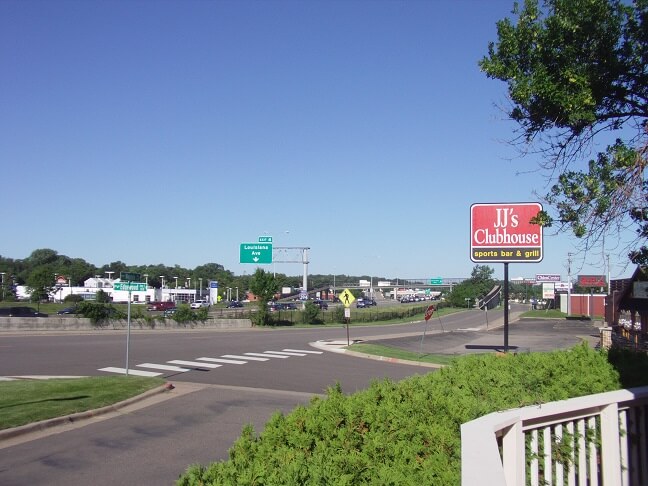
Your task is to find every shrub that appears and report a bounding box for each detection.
[76,302,125,325]
[177,343,630,485]
[64,294,83,303]
[301,302,321,324]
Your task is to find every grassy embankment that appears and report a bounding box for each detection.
[0,376,165,430]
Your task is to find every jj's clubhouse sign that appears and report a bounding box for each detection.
[470,202,543,263]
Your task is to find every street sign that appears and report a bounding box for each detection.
[113,282,147,292]
[339,288,356,308]
[429,278,443,285]
[120,272,141,282]
[470,202,543,263]
[239,243,273,264]
[424,304,436,321]
[258,236,273,243]
[578,275,607,287]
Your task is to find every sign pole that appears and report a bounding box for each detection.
[126,289,131,376]
[503,263,509,352]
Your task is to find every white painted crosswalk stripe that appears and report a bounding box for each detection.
[99,367,162,377]
[246,352,289,359]
[197,357,247,365]
[137,363,190,372]
[167,360,222,368]
[283,348,323,354]
[264,351,307,356]
[222,354,269,361]
[98,347,325,375]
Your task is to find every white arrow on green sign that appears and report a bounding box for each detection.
[114,282,147,292]
[240,243,273,264]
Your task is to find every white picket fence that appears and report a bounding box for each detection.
[461,386,648,485]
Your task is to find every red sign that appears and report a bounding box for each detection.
[424,304,436,321]
[470,202,543,263]
[578,275,607,287]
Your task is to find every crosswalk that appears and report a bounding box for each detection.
[98,348,323,377]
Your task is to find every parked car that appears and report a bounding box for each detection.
[312,299,329,310]
[147,301,176,311]
[57,306,77,315]
[227,301,243,308]
[0,306,47,317]
[356,298,377,308]
[190,300,209,309]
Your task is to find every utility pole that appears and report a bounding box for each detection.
[567,253,572,316]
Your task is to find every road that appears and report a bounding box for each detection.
[0,316,456,486]
[0,305,585,485]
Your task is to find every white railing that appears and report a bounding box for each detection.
[461,386,648,485]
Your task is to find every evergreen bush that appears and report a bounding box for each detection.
[177,344,631,485]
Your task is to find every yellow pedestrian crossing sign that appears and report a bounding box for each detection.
[340,288,355,308]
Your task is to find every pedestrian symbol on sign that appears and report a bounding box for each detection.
[340,288,355,308]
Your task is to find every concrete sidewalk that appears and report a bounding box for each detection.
[370,318,602,357]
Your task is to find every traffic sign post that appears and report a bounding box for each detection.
[429,278,443,285]
[470,202,543,353]
[339,288,355,308]
[120,272,141,282]
[113,279,145,377]
[240,243,273,264]
[113,282,147,292]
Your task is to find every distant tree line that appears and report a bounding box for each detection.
[0,248,396,303]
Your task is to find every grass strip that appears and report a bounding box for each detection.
[0,376,165,430]
[347,343,457,365]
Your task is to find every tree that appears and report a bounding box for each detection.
[480,0,648,265]
[249,268,279,326]
[448,265,496,307]
[25,266,56,310]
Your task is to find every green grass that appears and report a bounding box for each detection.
[347,343,458,365]
[0,376,165,430]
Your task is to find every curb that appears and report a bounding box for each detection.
[0,382,173,441]
[310,339,443,368]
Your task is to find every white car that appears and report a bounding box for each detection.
[190,300,209,309]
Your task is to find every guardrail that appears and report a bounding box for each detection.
[461,386,648,485]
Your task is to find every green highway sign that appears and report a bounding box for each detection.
[258,236,273,243]
[240,243,273,264]
[120,272,141,282]
[114,282,147,292]
[429,278,443,285]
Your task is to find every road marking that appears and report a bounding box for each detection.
[246,352,289,359]
[167,360,222,368]
[137,363,190,372]
[283,348,323,354]
[264,351,307,356]
[222,354,269,361]
[196,357,247,365]
[98,367,162,377]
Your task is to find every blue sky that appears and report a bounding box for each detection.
[0,0,633,282]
